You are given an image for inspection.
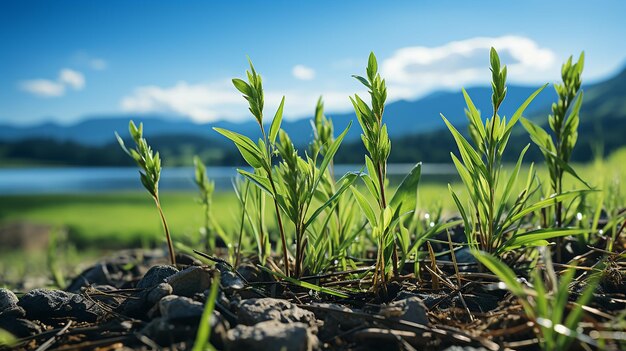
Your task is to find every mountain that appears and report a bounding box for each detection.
[0,84,556,146]
[1,66,625,166]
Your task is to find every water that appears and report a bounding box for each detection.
[0,164,457,195]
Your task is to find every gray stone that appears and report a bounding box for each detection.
[310,303,361,331]
[221,270,245,290]
[0,288,18,311]
[142,311,229,348]
[159,295,204,320]
[122,283,172,319]
[238,298,316,327]
[226,320,318,351]
[18,289,103,323]
[380,296,428,325]
[166,266,211,297]
[137,265,179,289]
[0,316,42,337]
[67,263,114,292]
[147,283,173,304]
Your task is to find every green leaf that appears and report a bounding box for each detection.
[269,96,285,145]
[352,75,371,89]
[304,173,358,231]
[499,228,590,253]
[472,250,526,296]
[521,117,554,152]
[214,127,264,169]
[389,162,421,215]
[505,190,593,225]
[311,121,352,193]
[192,272,220,351]
[351,186,377,225]
[505,83,548,134]
[258,265,349,298]
[232,78,251,96]
[462,88,486,139]
[238,169,273,196]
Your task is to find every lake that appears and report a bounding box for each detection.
[0,164,457,195]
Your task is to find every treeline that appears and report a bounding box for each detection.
[0,120,612,168]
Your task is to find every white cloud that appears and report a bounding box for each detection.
[19,79,65,97]
[89,58,108,70]
[120,80,361,123]
[59,69,85,90]
[19,68,86,97]
[381,35,558,100]
[292,65,316,80]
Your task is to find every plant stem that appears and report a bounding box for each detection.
[154,196,176,266]
[376,162,400,278]
[267,172,290,277]
[234,181,251,268]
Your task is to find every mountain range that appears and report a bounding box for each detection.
[1,66,625,165]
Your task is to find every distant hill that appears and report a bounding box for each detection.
[1,66,624,166]
[0,84,557,146]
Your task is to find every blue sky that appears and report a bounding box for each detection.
[1,0,625,125]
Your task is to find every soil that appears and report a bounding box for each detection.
[0,237,624,351]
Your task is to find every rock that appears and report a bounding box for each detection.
[67,263,114,292]
[142,311,229,348]
[226,320,318,351]
[221,270,245,291]
[380,296,428,325]
[0,316,42,337]
[121,283,172,319]
[310,303,361,339]
[0,288,24,318]
[18,289,103,323]
[137,265,179,289]
[237,263,268,283]
[166,266,211,297]
[237,298,316,327]
[0,288,19,311]
[148,283,173,304]
[159,295,204,320]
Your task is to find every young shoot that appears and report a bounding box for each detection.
[274,127,355,277]
[443,48,589,256]
[116,121,176,265]
[351,52,422,289]
[213,59,291,275]
[194,156,217,251]
[474,249,601,351]
[521,53,587,260]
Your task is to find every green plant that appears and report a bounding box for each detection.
[47,228,66,288]
[116,121,176,265]
[350,53,423,290]
[308,97,363,272]
[443,48,588,255]
[194,156,217,251]
[521,53,587,259]
[213,60,290,275]
[233,177,270,265]
[191,271,220,351]
[0,328,15,347]
[272,127,355,277]
[474,249,601,351]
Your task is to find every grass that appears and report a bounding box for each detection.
[1,153,625,250]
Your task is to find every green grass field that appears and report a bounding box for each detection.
[1,148,625,285]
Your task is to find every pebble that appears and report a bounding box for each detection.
[166,266,211,297]
[159,295,204,320]
[237,298,316,327]
[137,265,179,289]
[18,289,103,323]
[226,320,318,351]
